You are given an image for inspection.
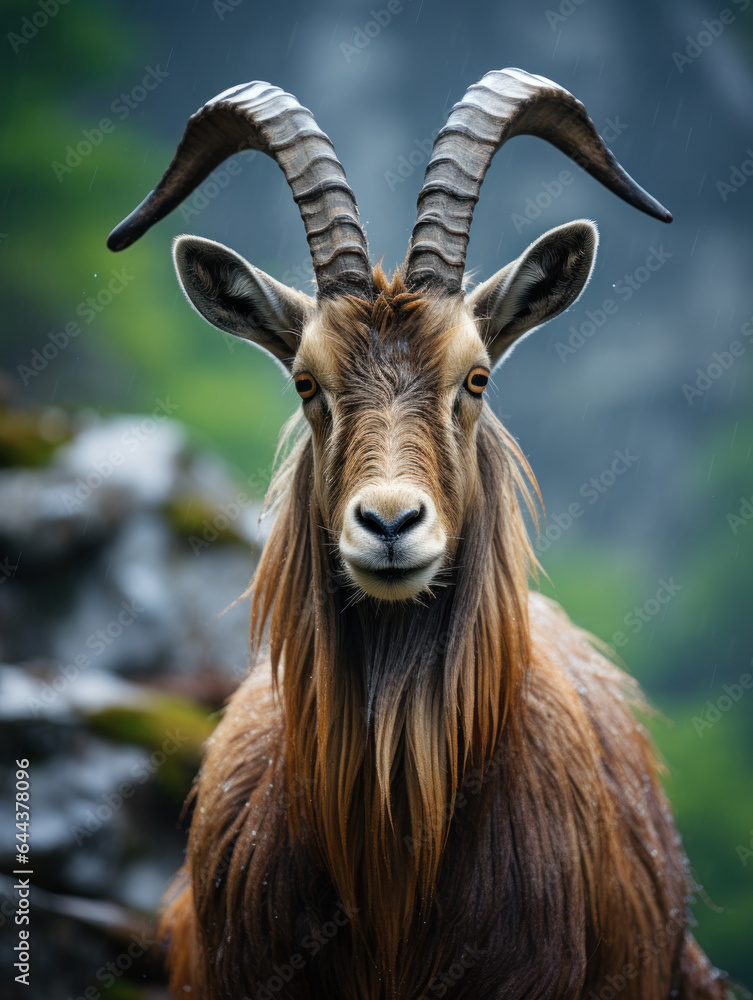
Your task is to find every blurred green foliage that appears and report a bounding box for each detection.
[1,0,296,487]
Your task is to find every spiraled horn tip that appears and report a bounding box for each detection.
[106,191,162,252]
[646,199,672,224]
[106,225,130,252]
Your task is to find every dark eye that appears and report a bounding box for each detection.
[466,367,489,395]
[294,372,318,399]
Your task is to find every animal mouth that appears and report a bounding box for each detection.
[371,566,419,581]
[343,556,444,600]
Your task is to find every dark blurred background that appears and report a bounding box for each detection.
[1,0,752,995]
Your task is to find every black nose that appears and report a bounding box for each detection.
[357,506,424,546]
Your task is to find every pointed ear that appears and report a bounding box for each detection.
[173,236,315,371]
[466,221,598,366]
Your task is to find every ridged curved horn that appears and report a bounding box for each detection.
[406,68,672,293]
[107,82,371,297]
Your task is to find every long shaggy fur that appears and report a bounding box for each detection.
[160,275,729,1000]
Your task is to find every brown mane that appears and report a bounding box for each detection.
[248,271,538,975]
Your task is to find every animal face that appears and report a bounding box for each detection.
[294,289,490,600]
[166,217,601,602]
